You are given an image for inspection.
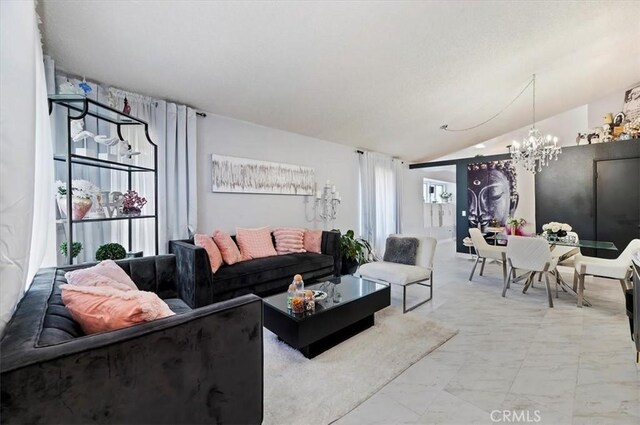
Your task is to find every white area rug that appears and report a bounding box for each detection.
[263,307,458,425]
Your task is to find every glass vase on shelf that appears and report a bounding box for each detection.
[57,196,93,220]
[55,179,99,220]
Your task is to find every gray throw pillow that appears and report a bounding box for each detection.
[383,237,419,265]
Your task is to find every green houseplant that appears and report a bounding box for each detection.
[59,241,82,259]
[335,229,373,275]
[95,243,127,261]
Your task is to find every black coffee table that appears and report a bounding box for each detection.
[263,275,390,358]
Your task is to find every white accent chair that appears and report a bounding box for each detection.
[468,228,507,283]
[503,236,559,308]
[357,235,436,313]
[573,239,640,308]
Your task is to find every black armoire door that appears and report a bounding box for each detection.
[596,158,640,258]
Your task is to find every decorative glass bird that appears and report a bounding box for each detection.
[78,78,92,95]
[94,135,120,147]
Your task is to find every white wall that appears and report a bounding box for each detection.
[196,114,359,234]
[401,166,425,235]
[422,169,456,183]
[587,89,627,129]
[401,166,458,240]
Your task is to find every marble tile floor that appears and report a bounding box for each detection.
[336,241,639,425]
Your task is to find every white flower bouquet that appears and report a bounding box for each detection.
[55,180,100,199]
[542,221,572,237]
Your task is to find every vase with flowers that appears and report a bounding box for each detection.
[506,217,526,236]
[55,180,99,220]
[542,221,572,239]
[440,191,453,203]
[121,190,147,216]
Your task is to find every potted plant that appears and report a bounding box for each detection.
[440,191,453,203]
[55,179,99,220]
[95,243,127,261]
[336,229,373,275]
[59,241,82,260]
[121,190,147,216]
[506,217,526,235]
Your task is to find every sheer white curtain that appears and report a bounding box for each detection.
[0,1,54,336]
[358,151,403,257]
[27,42,56,283]
[163,103,198,242]
[108,90,157,256]
[109,89,197,253]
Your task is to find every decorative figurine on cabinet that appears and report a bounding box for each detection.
[123,97,131,115]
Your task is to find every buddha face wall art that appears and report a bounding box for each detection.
[467,160,519,232]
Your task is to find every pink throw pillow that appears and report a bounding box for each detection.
[65,260,137,290]
[213,230,243,265]
[273,227,306,254]
[195,234,223,273]
[236,227,277,260]
[93,260,137,288]
[304,229,323,254]
[61,284,175,334]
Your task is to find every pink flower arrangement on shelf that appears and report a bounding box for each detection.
[121,190,147,216]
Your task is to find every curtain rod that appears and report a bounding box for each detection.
[355,149,403,162]
[196,112,207,118]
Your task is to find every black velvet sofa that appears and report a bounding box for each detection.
[169,230,342,307]
[0,255,263,425]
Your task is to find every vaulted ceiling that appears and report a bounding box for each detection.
[40,1,640,162]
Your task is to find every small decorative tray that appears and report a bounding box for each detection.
[313,290,328,301]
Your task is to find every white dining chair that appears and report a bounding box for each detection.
[468,228,507,283]
[573,239,640,308]
[503,236,559,307]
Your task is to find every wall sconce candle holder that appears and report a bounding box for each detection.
[313,180,341,222]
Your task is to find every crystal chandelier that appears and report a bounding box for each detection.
[509,74,561,174]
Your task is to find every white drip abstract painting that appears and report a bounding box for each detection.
[211,154,315,195]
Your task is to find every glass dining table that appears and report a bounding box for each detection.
[489,233,618,251]
[488,233,618,306]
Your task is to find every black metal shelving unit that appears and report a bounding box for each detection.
[49,95,159,265]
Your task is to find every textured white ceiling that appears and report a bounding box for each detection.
[40,1,640,162]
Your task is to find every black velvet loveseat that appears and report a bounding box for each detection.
[0,255,263,425]
[169,230,341,307]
